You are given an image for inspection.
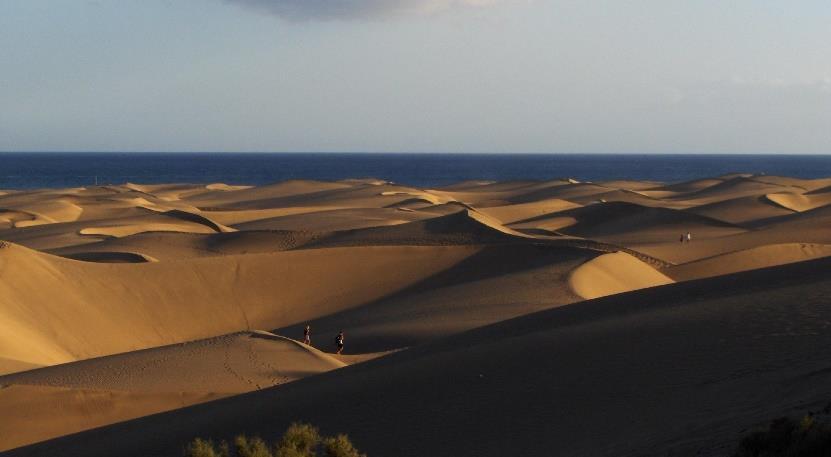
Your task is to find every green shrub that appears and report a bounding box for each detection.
[275,422,321,457]
[322,434,367,457]
[218,441,232,457]
[184,423,364,457]
[235,435,273,457]
[185,438,221,457]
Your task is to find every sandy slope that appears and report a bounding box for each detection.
[473,198,581,224]
[0,332,344,450]
[666,243,831,281]
[568,251,674,299]
[765,190,831,212]
[0,385,223,452]
[687,195,795,226]
[0,242,482,371]
[272,244,593,354]
[634,205,831,264]
[1,331,344,393]
[525,201,746,245]
[12,257,831,457]
[4,175,831,455]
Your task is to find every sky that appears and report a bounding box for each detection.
[0,0,830,154]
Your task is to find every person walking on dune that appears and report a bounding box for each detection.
[303,325,311,345]
[686,231,692,243]
[335,331,345,355]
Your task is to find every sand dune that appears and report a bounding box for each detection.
[78,209,235,238]
[0,209,36,228]
[667,243,831,281]
[59,250,158,263]
[125,182,250,201]
[568,251,674,299]
[202,206,349,226]
[424,180,605,208]
[0,357,42,374]
[0,241,484,370]
[4,175,831,455]
[1,331,344,393]
[192,182,432,211]
[50,230,324,260]
[764,191,831,212]
[520,201,745,245]
[687,195,795,225]
[306,207,520,247]
[185,180,355,208]
[507,181,613,203]
[380,190,450,205]
[749,175,831,192]
[78,221,217,238]
[594,179,664,190]
[232,207,430,231]
[637,203,831,264]
[13,257,831,457]
[0,192,84,227]
[474,198,581,224]
[272,244,595,354]
[47,232,225,261]
[0,331,345,450]
[669,176,795,204]
[0,385,223,452]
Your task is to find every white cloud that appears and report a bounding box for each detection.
[225,0,505,21]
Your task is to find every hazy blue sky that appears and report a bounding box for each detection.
[1,1,829,153]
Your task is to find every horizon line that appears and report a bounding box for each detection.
[2,151,830,156]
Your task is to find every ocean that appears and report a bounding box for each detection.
[1,153,830,189]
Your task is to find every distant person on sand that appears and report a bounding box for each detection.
[686,232,692,243]
[680,234,684,243]
[335,331,345,354]
[303,325,311,345]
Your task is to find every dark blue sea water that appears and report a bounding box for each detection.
[1,153,830,189]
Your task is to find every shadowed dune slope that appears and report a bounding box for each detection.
[525,201,745,244]
[0,332,344,450]
[190,182,434,211]
[184,180,355,208]
[0,242,483,371]
[0,385,223,454]
[306,208,524,247]
[7,176,831,456]
[272,244,594,354]
[232,207,431,231]
[666,243,831,281]
[1,239,630,374]
[635,204,831,264]
[12,256,831,457]
[48,230,328,261]
[667,176,797,205]
[77,210,235,238]
[750,176,831,192]
[473,198,581,224]
[0,331,344,393]
[687,195,795,226]
[643,177,726,194]
[59,250,157,263]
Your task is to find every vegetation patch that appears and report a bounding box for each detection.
[734,410,831,457]
[184,422,366,457]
